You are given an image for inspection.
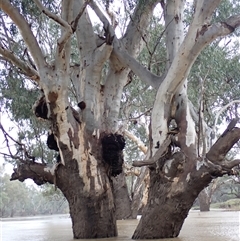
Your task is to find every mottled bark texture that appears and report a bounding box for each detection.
[132,0,240,238]
[2,0,240,239]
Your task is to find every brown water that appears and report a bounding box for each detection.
[1,210,239,241]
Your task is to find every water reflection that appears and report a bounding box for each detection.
[1,211,239,241]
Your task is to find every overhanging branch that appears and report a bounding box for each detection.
[0,0,46,69]
[207,124,240,165]
[0,44,39,82]
[10,162,55,185]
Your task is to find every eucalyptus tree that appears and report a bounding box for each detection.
[1,0,240,239]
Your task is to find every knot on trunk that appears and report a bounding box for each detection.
[101,134,125,176]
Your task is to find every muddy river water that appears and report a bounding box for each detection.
[1,210,239,241]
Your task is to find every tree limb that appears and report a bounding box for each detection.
[0,44,39,82]
[132,136,171,167]
[71,0,91,32]
[123,129,147,154]
[206,126,240,164]
[33,0,73,56]
[221,159,240,169]
[0,0,46,69]
[88,0,115,40]
[10,162,55,185]
[123,0,159,55]
[33,0,71,29]
[112,42,161,88]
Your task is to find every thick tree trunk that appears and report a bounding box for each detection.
[67,188,117,238]
[132,165,212,239]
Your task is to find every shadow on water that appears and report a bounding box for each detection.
[1,210,239,241]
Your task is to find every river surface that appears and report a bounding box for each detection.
[1,210,239,241]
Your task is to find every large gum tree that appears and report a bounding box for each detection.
[1,0,240,239]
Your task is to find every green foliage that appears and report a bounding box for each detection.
[188,40,240,126]
[0,170,68,217]
[210,199,240,210]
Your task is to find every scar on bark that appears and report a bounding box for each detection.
[33,95,48,119]
[101,134,125,176]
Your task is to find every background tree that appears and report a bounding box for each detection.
[1,0,240,239]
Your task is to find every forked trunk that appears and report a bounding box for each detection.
[132,164,212,239]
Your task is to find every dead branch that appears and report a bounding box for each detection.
[71,0,91,32]
[132,136,171,167]
[123,129,147,154]
[33,0,71,29]
[0,123,35,162]
[206,124,240,165]
[10,162,54,186]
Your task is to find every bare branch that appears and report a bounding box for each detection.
[33,0,73,56]
[0,0,46,69]
[0,44,39,82]
[132,136,171,167]
[0,123,35,162]
[88,0,115,39]
[124,129,147,154]
[71,0,91,32]
[10,162,54,185]
[33,0,70,29]
[207,126,240,164]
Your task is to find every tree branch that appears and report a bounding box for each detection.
[123,129,147,154]
[0,0,46,70]
[112,42,161,88]
[10,162,55,186]
[123,0,159,56]
[0,123,36,163]
[222,159,240,169]
[88,0,115,40]
[33,0,71,29]
[0,44,39,82]
[206,126,240,165]
[33,0,73,56]
[132,136,171,167]
[71,0,91,32]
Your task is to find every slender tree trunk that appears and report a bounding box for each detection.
[112,173,132,219]
[198,189,210,212]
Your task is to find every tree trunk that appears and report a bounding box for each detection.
[112,173,132,219]
[132,152,213,239]
[198,189,210,212]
